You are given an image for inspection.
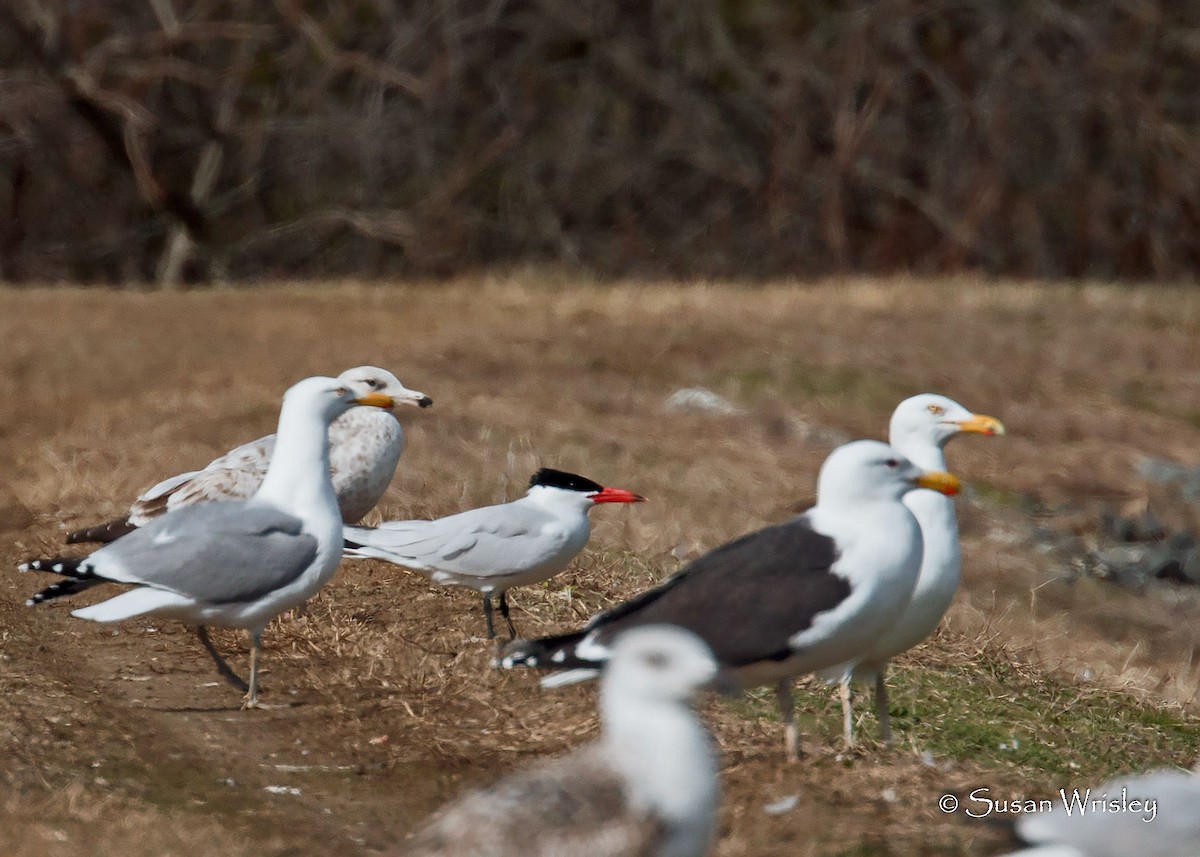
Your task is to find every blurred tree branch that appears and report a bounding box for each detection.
[0,0,1197,284]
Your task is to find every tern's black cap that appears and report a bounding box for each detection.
[529,468,604,494]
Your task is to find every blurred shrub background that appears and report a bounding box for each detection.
[2,0,1197,285]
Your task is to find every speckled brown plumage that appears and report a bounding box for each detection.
[398,746,664,857]
[64,367,429,544]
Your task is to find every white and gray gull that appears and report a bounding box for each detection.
[1001,765,1200,857]
[501,440,961,759]
[19,375,397,708]
[400,625,720,857]
[65,365,431,543]
[344,469,645,639]
[817,393,1004,747]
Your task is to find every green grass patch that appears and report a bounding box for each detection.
[725,361,903,411]
[970,480,1039,512]
[726,644,1200,783]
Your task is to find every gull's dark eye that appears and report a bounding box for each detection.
[642,652,670,670]
[885,458,899,468]
[367,378,382,389]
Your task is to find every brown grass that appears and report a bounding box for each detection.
[1,274,1199,856]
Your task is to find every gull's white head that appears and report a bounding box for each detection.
[817,439,962,506]
[889,394,1004,455]
[336,366,433,410]
[602,625,718,706]
[283,375,399,423]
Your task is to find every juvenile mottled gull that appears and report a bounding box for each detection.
[401,625,719,857]
[1003,766,1200,857]
[19,375,396,708]
[501,440,961,759]
[817,394,1004,747]
[344,469,645,639]
[66,365,431,543]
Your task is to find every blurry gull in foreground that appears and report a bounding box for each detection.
[19,375,396,708]
[1002,766,1200,857]
[66,365,431,543]
[344,468,645,639]
[502,440,961,759]
[817,393,1004,746]
[400,625,719,857]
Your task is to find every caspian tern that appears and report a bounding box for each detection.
[65,365,432,544]
[501,440,961,759]
[344,468,646,639]
[20,376,397,708]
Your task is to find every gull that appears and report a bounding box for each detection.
[66,365,431,543]
[401,625,719,857]
[501,440,961,759]
[818,393,1004,747]
[1003,766,1200,857]
[19,375,396,708]
[344,469,645,639]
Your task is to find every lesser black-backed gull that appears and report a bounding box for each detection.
[19,375,396,708]
[66,365,431,543]
[402,625,719,857]
[344,469,645,639]
[501,440,961,758]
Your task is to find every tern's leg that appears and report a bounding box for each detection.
[498,592,517,638]
[874,667,892,747]
[482,595,497,640]
[840,677,856,750]
[243,630,263,709]
[195,626,249,692]
[775,679,800,761]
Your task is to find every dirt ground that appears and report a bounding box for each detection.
[1,275,1198,856]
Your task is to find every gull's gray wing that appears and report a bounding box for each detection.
[92,502,317,604]
[1015,768,1200,857]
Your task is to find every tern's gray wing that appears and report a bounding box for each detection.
[346,502,571,576]
[93,502,317,604]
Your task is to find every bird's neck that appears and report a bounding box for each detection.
[895,440,960,581]
[328,406,398,445]
[603,696,718,853]
[525,490,593,522]
[890,436,947,473]
[256,398,337,516]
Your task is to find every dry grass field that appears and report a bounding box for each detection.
[1,274,1199,857]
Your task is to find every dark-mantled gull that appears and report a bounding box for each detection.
[344,468,645,639]
[19,375,397,708]
[401,625,719,857]
[501,440,962,759]
[1003,766,1200,857]
[817,394,1004,747]
[66,365,432,543]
